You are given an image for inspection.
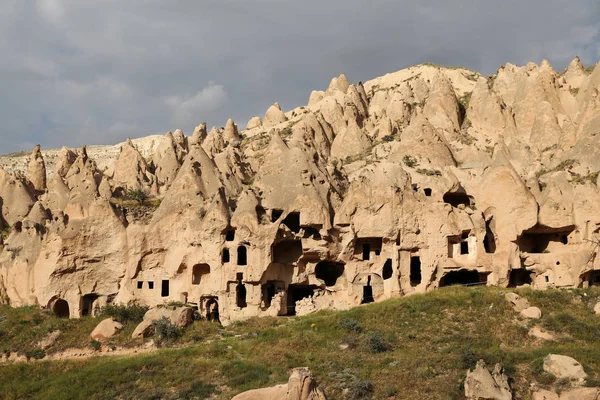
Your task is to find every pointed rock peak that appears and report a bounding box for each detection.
[267,128,290,152]
[173,129,184,138]
[165,131,175,140]
[208,126,220,136]
[540,59,556,73]
[80,146,88,160]
[190,123,207,145]
[264,103,288,128]
[569,56,584,69]
[225,118,238,133]
[223,118,241,146]
[27,144,46,191]
[246,116,262,130]
[327,73,350,94]
[125,138,134,147]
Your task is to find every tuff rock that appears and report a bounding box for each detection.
[0,60,599,325]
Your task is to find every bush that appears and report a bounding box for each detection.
[25,348,46,360]
[382,135,394,142]
[123,189,148,205]
[152,317,182,346]
[348,380,374,400]
[338,317,362,333]
[90,340,102,351]
[402,155,418,168]
[363,332,390,353]
[101,304,149,324]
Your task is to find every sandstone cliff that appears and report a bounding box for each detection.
[1,59,599,324]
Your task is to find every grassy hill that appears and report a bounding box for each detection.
[1,286,600,399]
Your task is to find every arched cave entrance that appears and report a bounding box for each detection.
[52,299,70,318]
[315,261,345,286]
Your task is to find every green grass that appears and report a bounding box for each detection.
[1,287,600,399]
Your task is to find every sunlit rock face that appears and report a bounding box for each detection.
[2,59,600,324]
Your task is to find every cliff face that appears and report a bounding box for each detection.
[1,59,599,324]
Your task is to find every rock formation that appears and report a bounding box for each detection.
[232,367,326,400]
[1,59,600,324]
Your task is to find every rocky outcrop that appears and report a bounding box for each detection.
[465,360,512,400]
[232,367,326,400]
[263,102,288,128]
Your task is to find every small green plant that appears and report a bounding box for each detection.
[152,316,182,346]
[123,189,148,205]
[363,332,390,353]
[25,348,46,360]
[242,176,254,185]
[402,155,418,168]
[382,135,394,143]
[338,317,362,333]
[280,127,293,137]
[348,380,374,400]
[90,339,102,351]
[416,168,442,176]
[385,385,398,397]
[0,223,9,241]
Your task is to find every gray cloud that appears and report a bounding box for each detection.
[0,0,598,153]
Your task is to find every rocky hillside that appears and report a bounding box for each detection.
[0,59,600,328]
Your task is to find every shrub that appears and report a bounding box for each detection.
[382,135,394,142]
[101,304,149,324]
[26,348,46,360]
[416,168,442,176]
[348,380,374,400]
[338,317,362,333]
[123,189,148,205]
[402,155,418,168]
[459,346,478,369]
[363,332,390,353]
[90,340,102,351]
[152,316,182,346]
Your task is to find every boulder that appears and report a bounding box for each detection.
[505,292,530,312]
[132,306,193,339]
[232,367,326,400]
[594,302,600,315]
[465,360,512,400]
[90,318,124,341]
[533,388,600,400]
[543,354,587,382]
[520,306,542,319]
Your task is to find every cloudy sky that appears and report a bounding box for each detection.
[1,1,599,153]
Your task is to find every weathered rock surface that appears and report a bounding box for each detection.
[543,354,587,382]
[465,360,512,400]
[90,318,124,341]
[132,306,193,339]
[533,387,600,400]
[232,367,326,400]
[1,60,600,325]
